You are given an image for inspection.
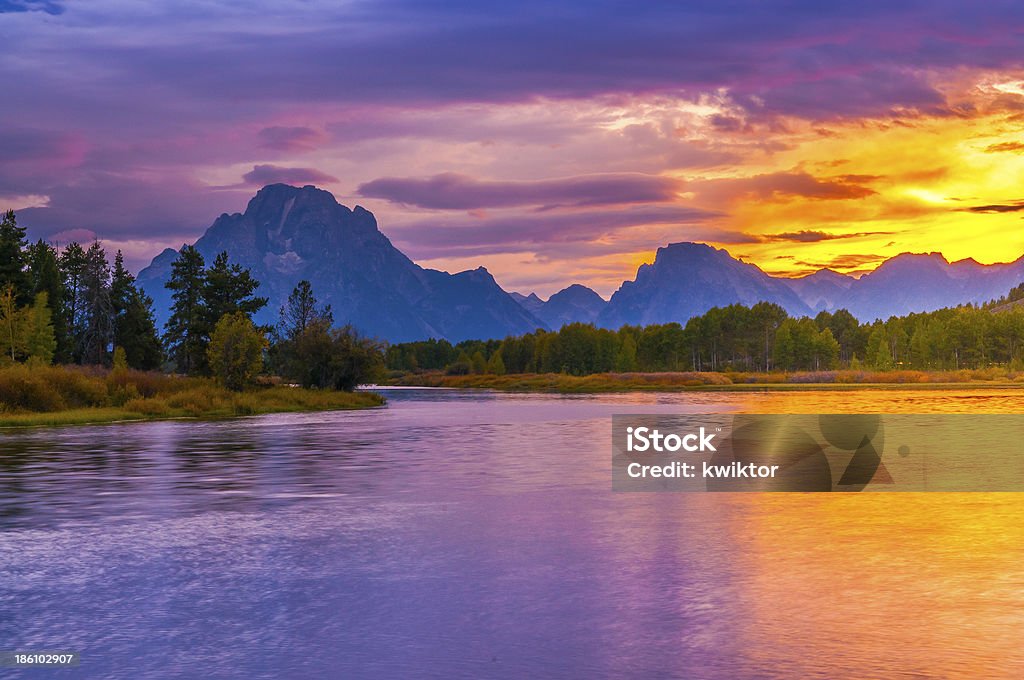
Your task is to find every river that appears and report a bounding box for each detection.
[1,388,1022,678]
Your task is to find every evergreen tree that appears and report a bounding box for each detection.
[202,251,268,330]
[163,245,208,374]
[59,241,88,360]
[79,242,113,365]
[0,210,30,304]
[277,280,333,341]
[111,251,163,370]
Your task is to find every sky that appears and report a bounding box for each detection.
[4,0,1024,298]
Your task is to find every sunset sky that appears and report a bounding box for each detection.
[4,1,1024,297]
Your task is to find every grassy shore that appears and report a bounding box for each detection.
[0,364,384,428]
[386,368,1024,393]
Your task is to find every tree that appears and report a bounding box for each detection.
[22,293,56,364]
[111,251,163,370]
[485,348,506,375]
[59,241,88,359]
[773,321,795,371]
[79,242,113,365]
[0,286,56,364]
[163,245,207,374]
[284,321,384,390]
[0,210,30,304]
[27,240,70,362]
[202,251,267,330]
[207,312,268,390]
[471,350,487,374]
[277,280,332,341]
[867,325,893,369]
[615,333,638,371]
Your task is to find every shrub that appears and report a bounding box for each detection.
[207,313,268,391]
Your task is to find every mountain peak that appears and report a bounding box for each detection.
[136,185,545,342]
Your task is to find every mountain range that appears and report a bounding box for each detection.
[137,184,1024,342]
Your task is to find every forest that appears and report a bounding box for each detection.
[386,289,1024,376]
[0,209,383,400]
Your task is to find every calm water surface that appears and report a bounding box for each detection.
[1,388,1023,679]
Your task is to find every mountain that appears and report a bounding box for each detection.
[135,185,1024,342]
[511,284,607,328]
[824,252,1024,320]
[596,242,812,328]
[509,292,545,316]
[782,268,854,313]
[136,184,546,343]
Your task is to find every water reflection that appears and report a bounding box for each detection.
[0,388,1022,678]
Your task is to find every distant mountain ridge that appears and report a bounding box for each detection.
[137,184,1024,342]
[511,284,607,329]
[137,184,545,342]
[594,242,813,328]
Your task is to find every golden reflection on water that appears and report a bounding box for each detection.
[729,494,1024,678]
[727,387,1024,414]
[707,390,1024,678]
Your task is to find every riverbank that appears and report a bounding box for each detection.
[387,369,1024,392]
[0,364,384,428]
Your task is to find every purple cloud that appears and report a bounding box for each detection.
[257,126,327,152]
[388,204,722,259]
[358,172,683,209]
[241,164,338,187]
[4,0,1024,275]
[695,172,878,203]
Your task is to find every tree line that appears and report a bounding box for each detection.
[0,210,382,391]
[387,298,1024,375]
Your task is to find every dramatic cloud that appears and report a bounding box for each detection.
[964,201,1024,213]
[241,165,338,187]
[984,141,1024,153]
[389,205,722,259]
[358,173,682,209]
[758,230,894,243]
[794,254,887,270]
[695,172,878,204]
[4,0,1024,287]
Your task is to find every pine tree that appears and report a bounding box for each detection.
[164,245,208,374]
[111,251,163,370]
[202,251,268,330]
[0,210,30,304]
[59,241,88,361]
[79,242,113,365]
[278,279,333,341]
[27,240,70,362]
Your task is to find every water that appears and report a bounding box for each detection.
[1,388,1023,678]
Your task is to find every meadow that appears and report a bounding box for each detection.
[387,367,1024,392]
[0,363,383,428]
